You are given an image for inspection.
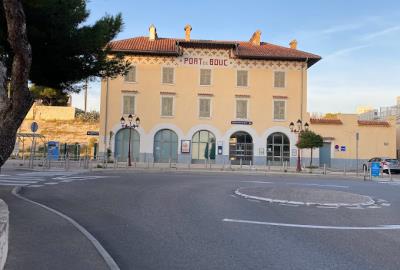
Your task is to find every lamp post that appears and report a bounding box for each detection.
[289,119,309,172]
[120,114,140,166]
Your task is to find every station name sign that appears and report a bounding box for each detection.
[183,57,228,67]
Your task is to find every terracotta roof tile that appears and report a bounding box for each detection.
[108,37,321,67]
[310,118,343,125]
[358,120,390,127]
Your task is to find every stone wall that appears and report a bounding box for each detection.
[18,119,99,145]
[25,104,75,121]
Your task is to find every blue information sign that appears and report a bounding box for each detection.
[371,162,380,177]
[47,141,59,161]
[340,146,346,152]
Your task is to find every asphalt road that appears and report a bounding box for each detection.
[2,170,400,270]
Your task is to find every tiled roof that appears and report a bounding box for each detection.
[310,118,343,125]
[108,37,321,67]
[358,120,390,127]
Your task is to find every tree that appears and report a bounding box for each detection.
[0,0,129,169]
[296,130,324,168]
[30,85,69,106]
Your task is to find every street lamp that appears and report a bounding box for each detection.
[120,114,140,166]
[289,119,309,172]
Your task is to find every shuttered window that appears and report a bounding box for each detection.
[273,100,286,120]
[199,98,211,118]
[161,96,174,116]
[274,71,285,88]
[237,70,248,87]
[124,66,136,82]
[200,69,212,86]
[123,95,135,115]
[236,99,248,119]
[162,67,174,84]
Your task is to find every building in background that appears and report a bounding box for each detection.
[99,25,397,169]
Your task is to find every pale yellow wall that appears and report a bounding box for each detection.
[99,48,308,152]
[25,104,75,121]
[310,114,397,160]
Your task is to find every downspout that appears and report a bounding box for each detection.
[301,57,309,121]
[104,77,109,157]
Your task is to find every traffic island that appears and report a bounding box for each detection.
[235,186,376,207]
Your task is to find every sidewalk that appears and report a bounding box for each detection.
[0,187,109,270]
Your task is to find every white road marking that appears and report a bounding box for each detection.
[12,187,121,270]
[240,181,272,184]
[0,179,38,184]
[222,218,400,230]
[316,206,338,209]
[29,185,44,188]
[346,206,364,210]
[44,182,58,185]
[0,183,28,186]
[287,183,349,189]
[279,203,299,207]
[0,175,10,177]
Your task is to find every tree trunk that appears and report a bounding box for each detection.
[0,0,33,169]
[310,148,313,168]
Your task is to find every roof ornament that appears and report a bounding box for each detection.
[184,24,192,41]
[289,39,298,49]
[249,30,262,46]
[149,24,158,41]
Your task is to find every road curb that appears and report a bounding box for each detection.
[11,186,120,270]
[0,199,8,270]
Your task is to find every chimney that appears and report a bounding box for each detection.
[184,24,192,41]
[289,39,298,49]
[149,24,157,41]
[249,30,262,46]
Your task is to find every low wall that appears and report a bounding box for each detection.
[25,105,75,121]
[0,200,9,270]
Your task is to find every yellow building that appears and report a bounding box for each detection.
[99,25,397,169]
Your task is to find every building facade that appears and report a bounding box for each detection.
[99,25,397,168]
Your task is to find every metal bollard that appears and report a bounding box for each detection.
[249,160,252,171]
[389,167,392,181]
[323,164,326,175]
[169,158,171,169]
[240,159,242,169]
[343,164,346,175]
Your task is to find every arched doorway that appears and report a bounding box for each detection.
[229,131,253,165]
[267,132,290,165]
[114,128,140,162]
[191,130,216,164]
[153,129,178,163]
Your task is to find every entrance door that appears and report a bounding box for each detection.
[267,132,290,165]
[153,129,178,163]
[114,128,140,162]
[319,142,331,167]
[191,130,216,164]
[229,131,253,165]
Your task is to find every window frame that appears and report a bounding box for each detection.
[272,99,287,121]
[124,66,137,83]
[235,98,249,120]
[198,97,212,119]
[273,70,286,89]
[236,69,249,88]
[160,95,175,118]
[121,93,136,115]
[161,66,175,85]
[199,68,213,86]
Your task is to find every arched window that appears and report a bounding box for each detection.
[229,131,253,165]
[153,129,178,163]
[266,132,290,165]
[114,128,140,162]
[191,130,216,163]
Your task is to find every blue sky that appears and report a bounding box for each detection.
[73,0,400,113]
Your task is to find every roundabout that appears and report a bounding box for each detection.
[235,185,389,208]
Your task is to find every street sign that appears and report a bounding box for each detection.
[231,120,253,125]
[87,131,99,136]
[371,162,380,177]
[30,122,38,133]
[340,146,346,152]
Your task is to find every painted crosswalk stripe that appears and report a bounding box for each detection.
[0,179,38,184]
[0,183,28,186]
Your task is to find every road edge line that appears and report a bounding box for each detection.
[11,186,120,270]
